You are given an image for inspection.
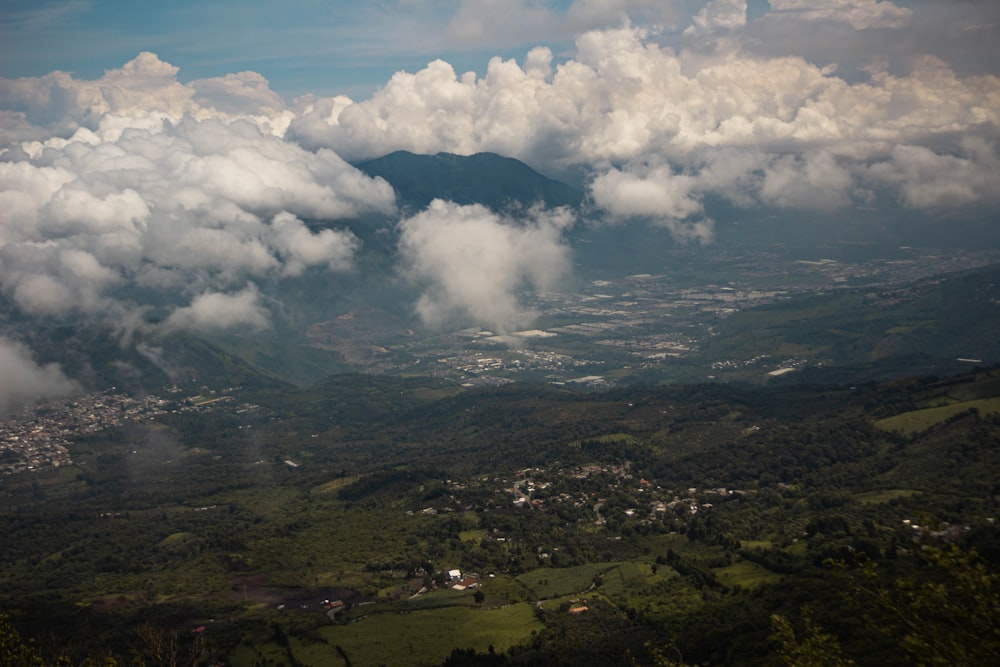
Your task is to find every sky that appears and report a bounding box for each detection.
[1,0,999,407]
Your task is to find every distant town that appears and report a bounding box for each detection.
[0,386,248,475]
[327,245,1000,386]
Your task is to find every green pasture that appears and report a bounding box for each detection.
[460,529,486,543]
[596,560,677,597]
[714,559,783,589]
[947,373,1000,402]
[157,531,196,547]
[317,602,542,667]
[517,562,620,599]
[311,477,358,494]
[875,397,1000,436]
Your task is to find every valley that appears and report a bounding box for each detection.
[299,245,1000,387]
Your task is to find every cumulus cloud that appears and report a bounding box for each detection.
[588,146,862,242]
[0,54,394,334]
[867,138,1000,209]
[163,285,270,334]
[0,336,81,414]
[267,211,360,277]
[759,151,855,210]
[398,200,574,332]
[0,52,293,144]
[590,163,703,219]
[287,18,1000,221]
[589,161,714,243]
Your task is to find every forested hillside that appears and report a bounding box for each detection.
[2,367,998,665]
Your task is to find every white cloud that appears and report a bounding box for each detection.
[590,162,703,220]
[287,21,1000,219]
[767,0,911,31]
[685,0,747,36]
[868,139,1000,209]
[398,200,574,332]
[267,211,360,277]
[0,58,393,331]
[440,0,684,52]
[0,336,81,414]
[163,285,270,333]
[588,147,858,241]
[759,151,854,210]
[589,160,716,243]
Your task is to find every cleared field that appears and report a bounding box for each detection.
[714,559,783,589]
[311,477,358,494]
[597,561,676,597]
[157,531,196,547]
[517,562,621,599]
[875,397,1000,436]
[460,529,486,543]
[854,489,918,505]
[318,602,542,667]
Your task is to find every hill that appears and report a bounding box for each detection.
[353,150,584,212]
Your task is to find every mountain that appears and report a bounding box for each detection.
[353,150,585,212]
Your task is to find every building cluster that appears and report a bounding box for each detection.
[404,464,749,546]
[0,390,170,475]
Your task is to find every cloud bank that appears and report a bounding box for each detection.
[1,53,395,335]
[289,14,1000,229]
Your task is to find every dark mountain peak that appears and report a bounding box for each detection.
[354,150,584,212]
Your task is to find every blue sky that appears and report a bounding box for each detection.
[1,1,585,99]
[6,0,972,101]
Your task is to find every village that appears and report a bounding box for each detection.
[404,460,747,569]
[0,389,173,475]
[0,385,251,476]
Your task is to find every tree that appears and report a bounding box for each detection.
[771,541,1000,666]
[850,542,1000,666]
[769,611,855,667]
[0,613,47,667]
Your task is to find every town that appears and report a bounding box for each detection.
[363,245,1000,385]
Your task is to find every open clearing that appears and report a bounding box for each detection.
[874,397,1000,436]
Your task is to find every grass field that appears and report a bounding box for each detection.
[517,562,621,599]
[597,560,677,597]
[714,559,783,589]
[315,602,542,666]
[874,397,1000,436]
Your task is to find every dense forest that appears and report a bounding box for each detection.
[2,366,999,666]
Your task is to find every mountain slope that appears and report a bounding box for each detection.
[700,264,1000,382]
[354,150,584,212]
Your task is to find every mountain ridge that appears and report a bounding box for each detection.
[353,150,585,212]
